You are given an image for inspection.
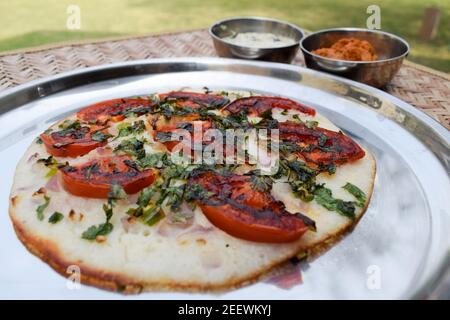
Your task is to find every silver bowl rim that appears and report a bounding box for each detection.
[208,16,304,50]
[300,27,410,64]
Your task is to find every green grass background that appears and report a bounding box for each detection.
[1,0,448,72]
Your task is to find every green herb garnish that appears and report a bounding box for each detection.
[48,212,64,224]
[114,138,146,159]
[58,119,81,130]
[305,120,318,129]
[342,182,366,207]
[36,195,50,221]
[314,186,356,219]
[81,184,126,240]
[91,130,112,142]
[115,120,146,139]
[250,175,273,192]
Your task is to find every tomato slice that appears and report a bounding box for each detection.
[189,171,315,243]
[60,156,156,198]
[40,125,108,158]
[77,98,155,123]
[278,121,365,165]
[222,96,316,117]
[150,113,213,152]
[159,91,229,108]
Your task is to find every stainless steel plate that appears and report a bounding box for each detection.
[0,58,448,299]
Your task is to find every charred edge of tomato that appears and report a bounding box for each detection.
[40,137,103,158]
[76,98,155,123]
[58,157,156,198]
[200,194,315,231]
[190,172,316,235]
[278,122,365,165]
[160,92,230,107]
[222,96,316,116]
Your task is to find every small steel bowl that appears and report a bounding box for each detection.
[300,28,410,88]
[209,17,304,64]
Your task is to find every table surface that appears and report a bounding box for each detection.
[0,29,448,129]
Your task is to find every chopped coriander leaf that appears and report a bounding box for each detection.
[290,180,315,202]
[48,212,64,224]
[142,208,165,226]
[103,203,113,221]
[131,120,146,132]
[342,182,366,207]
[37,156,58,167]
[115,120,145,139]
[155,131,175,143]
[127,168,214,227]
[81,204,114,240]
[58,119,81,130]
[35,137,43,144]
[136,185,159,208]
[287,160,317,182]
[250,175,273,192]
[82,185,121,240]
[91,131,112,142]
[124,112,137,118]
[37,156,68,178]
[317,133,328,147]
[259,109,273,120]
[314,186,356,219]
[184,183,215,202]
[81,222,113,240]
[319,163,336,175]
[139,152,171,168]
[108,184,127,203]
[45,167,58,178]
[116,122,132,138]
[36,195,51,221]
[114,138,146,159]
[305,120,319,129]
[81,162,100,179]
[165,185,185,211]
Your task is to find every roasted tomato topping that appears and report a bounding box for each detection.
[60,156,156,198]
[189,171,315,243]
[77,98,155,123]
[155,120,213,152]
[159,91,229,108]
[40,125,109,158]
[150,111,213,152]
[278,121,365,165]
[222,96,316,117]
[151,114,209,132]
[150,92,227,150]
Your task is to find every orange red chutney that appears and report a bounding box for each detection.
[312,38,378,62]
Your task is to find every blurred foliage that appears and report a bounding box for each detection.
[0,0,448,71]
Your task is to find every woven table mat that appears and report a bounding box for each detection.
[0,29,448,129]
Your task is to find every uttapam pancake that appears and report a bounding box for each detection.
[9,90,375,293]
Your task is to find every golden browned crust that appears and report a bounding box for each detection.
[10,195,18,207]
[8,159,375,294]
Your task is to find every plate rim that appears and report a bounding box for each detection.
[0,57,448,299]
